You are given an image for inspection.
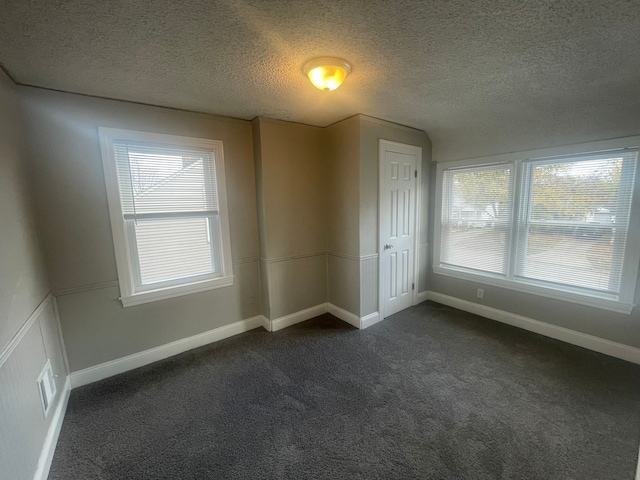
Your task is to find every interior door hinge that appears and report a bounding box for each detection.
[412,283,415,290]
[414,170,417,178]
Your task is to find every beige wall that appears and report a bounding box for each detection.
[252,118,268,260]
[251,119,272,319]
[360,116,433,308]
[254,115,433,320]
[20,87,261,371]
[253,118,327,319]
[326,116,361,257]
[16,87,434,371]
[0,71,67,480]
[15,71,640,475]
[0,74,49,349]
[360,116,432,255]
[255,118,327,259]
[325,115,433,317]
[326,116,361,314]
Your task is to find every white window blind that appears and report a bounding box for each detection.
[435,144,639,312]
[114,143,222,289]
[441,164,514,275]
[516,150,637,296]
[100,129,233,307]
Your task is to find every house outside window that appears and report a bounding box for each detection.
[99,128,233,307]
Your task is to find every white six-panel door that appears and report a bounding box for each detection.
[379,140,421,319]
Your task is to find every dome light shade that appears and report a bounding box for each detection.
[303,57,351,91]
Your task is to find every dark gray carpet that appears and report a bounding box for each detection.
[49,302,640,479]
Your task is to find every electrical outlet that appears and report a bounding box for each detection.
[477,288,484,299]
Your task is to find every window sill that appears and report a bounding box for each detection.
[432,265,634,315]
[120,276,234,307]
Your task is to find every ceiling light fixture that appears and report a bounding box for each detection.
[303,57,351,91]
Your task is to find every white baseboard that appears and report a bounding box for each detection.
[327,303,360,328]
[270,304,328,332]
[70,315,264,388]
[426,291,640,365]
[70,301,384,389]
[415,290,430,304]
[33,376,71,480]
[261,315,272,332]
[361,311,382,329]
[269,303,378,331]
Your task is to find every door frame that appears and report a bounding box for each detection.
[377,139,423,320]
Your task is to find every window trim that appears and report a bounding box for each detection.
[433,136,640,315]
[99,128,234,307]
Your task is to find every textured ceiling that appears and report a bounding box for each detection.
[1,0,640,160]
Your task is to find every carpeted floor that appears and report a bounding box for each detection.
[49,301,640,479]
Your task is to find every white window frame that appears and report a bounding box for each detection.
[99,128,234,307]
[433,136,640,314]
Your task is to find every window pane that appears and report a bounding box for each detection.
[441,225,511,274]
[517,151,637,295]
[114,144,218,216]
[133,217,216,286]
[530,158,622,222]
[441,165,513,275]
[517,225,617,292]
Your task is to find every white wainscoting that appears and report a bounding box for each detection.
[0,294,54,368]
[261,252,328,322]
[360,254,378,317]
[327,253,360,318]
[425,291,640,365]
[33,378,70,480]
[0,293,70,480]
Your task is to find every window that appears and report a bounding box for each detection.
[441,163,514,275]
[99,128,233,307]
[435,141,639,313]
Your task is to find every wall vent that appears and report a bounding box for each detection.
[37,359,56,416]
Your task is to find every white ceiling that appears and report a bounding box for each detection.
[1,0,639,160]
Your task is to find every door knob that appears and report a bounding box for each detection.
[384,244,394,250]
